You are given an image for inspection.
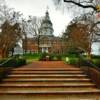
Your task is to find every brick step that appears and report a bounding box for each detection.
[3,78,90,82]
[0,86,98,92]
[1,80,92,85]
[0,61,100,99]
[7,74,87,78]
[0,88,100,95]
[0,94,99,100]
[12,68,81,71]
[11,70,83,74]
[5,77,88,81]
[0,82,96,87]
[10,72,84,75]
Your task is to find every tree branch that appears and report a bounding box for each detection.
[64,0,96,11]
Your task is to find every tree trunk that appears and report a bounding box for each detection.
[2,48,8,58]
[11,48,14,56]
[87,44,92,60]
[37,35,40,53]
[2,51,7,58]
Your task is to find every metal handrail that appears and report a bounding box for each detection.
[0,57,13,67]
[79,54,100,71]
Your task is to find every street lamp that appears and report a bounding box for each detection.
[0,29,2,33]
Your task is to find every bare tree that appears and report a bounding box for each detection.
[53,0,100,55]
[0,3,23,57]
[53,0,100,11]
[52,0,100,24]
[0,21,22,57]
[20,19,29,54]
[27,16,42,53]
[68,22,89,50]
[0,4,22,24]
[63,13,100,59]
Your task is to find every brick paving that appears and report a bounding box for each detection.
[16,61,78,69]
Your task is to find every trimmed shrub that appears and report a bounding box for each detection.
[23,53,40,59]
[65,57,79,65]
[39,53,62,61]
[0,58,26,67]
[92,59,100,67]
[70,58,78,65]
[39,52,48,61]
[49,54,61,61]
[92,55,100,59]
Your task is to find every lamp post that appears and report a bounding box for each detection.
[0,29,2,33]
[0,28,2,58]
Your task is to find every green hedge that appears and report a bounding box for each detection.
[39,53,62,61]
[65,56,79,65]
[23,53,41,62]
[91,55,100,59]
[92,59,100,67]
[49,54,61,61]
[0,57,26,81]
[23,53,40,59]
[0,58,26,67]
[63,53,100,68]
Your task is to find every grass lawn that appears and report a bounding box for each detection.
[63,54,100,68]
[22,53,40,63]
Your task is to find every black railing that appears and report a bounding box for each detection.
[0,58,13,67]
[79,54,100,88]
[79,54,100,71]
[0,57,15,81]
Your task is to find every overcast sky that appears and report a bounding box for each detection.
[5,0,72,36]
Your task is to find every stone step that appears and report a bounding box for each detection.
[0,61,100,99]
[0,94,99,100]
[5,77,88,81]
[0,87,98,92]
[11,70,83,74]
[8,72,84,75]
[12,68,81,71]
[7,74,87,78]
[0,88,100,95]
[3,77,91,82]
[0,82,95,87]
[1,80,92,85]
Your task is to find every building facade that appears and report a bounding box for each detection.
[23,10,66,54]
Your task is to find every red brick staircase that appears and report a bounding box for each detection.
[0,61,100,100]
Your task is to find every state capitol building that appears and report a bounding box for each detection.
[23,10,66,54]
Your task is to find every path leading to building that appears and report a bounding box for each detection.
[0,61,100,100]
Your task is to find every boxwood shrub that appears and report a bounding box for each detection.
[39,53,62,61]
[49,54,61,61]
[92,59,100,67]
[0,58,26,68]
[39,52,48,61]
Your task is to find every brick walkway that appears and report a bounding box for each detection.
[18,61,76,69]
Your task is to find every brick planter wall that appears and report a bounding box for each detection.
[82,67,100,88]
